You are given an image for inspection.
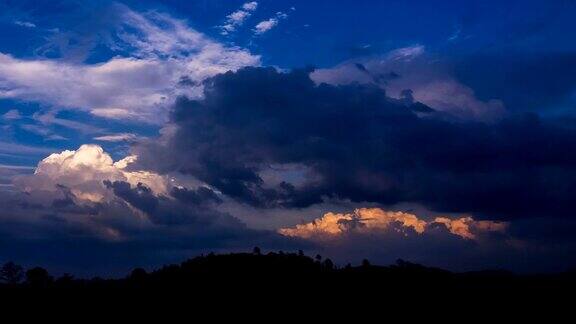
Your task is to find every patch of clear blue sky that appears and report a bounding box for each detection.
[4,0,575,66]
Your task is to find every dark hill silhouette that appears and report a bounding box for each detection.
[1,249,575,297]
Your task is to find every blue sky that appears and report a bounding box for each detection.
[1,0,575,167]
[1,0,576,275]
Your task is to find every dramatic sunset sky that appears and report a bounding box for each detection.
[1,0,576,275]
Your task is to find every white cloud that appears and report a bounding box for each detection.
[0,5,260,123]
[2,144,241,245]
[0,141,55,156]
[94,133,139,142]
[14,21,36,28]
[254,18,279,35]
[311,45,505,121]
[14,144,169,203]
[19,124,51,136]
[253,11,289,35]
[33,111,104,134]
[243,2,259,11]
[219,2,259,35]
[2,109,21,120]
[0,164,35,170]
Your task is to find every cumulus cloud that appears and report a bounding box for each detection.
[311,45,505,121]
[432,216,508,240]
[275,207,576,272]
[279,208,507,241]
[0,4,260,123]
[0,143,291,274]
[219,2,258,35]
[134,66,576,221]
[15,144,169,202]
[10,144,261,230]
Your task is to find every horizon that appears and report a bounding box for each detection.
[1,0,576,276]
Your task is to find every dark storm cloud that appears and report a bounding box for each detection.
[104,181,158,215]
[136,67,576,221]
[104,180,235,226]
[454,53,576,113]
[51,184,102,215]
[171,186,223,205]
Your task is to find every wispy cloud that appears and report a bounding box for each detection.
[0,141,56,156]
[2,109,21,120]
[0,164,35,170]
[33,111,103,134]
[14,20,36,28]
[219,2,259,35]
[94,133,139,142]
[253,11,289,35]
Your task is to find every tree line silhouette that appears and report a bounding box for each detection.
[1,248,575,293]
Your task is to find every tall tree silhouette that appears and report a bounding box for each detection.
[26,267,53,288]
[0,262,24,285]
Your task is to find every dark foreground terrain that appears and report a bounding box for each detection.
[2,249,576,310]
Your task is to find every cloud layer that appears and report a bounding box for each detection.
[0,4,260,123]
[311,45,505,121]
[134,66,576,222]
[0,144,293,274]
[1,134,576,273]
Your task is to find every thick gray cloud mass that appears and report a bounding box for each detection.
[135,67,576,222]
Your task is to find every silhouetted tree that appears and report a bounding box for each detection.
[56,273,75,288]
[0,262,24,284]
[253,247,262,255]
[315,254,322,263]
[56,273,74,283]
[362,259,371,268]
[298,250,304,257]
[26,267,53,288]
[130,268,148,281]
[323,258,334,271]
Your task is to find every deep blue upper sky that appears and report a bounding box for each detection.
[1,0,575,165]
[3,0,575,63]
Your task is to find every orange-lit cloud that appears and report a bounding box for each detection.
[432,216,508,240]
[278,208,507,241]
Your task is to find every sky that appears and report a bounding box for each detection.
[1,0,576,276]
